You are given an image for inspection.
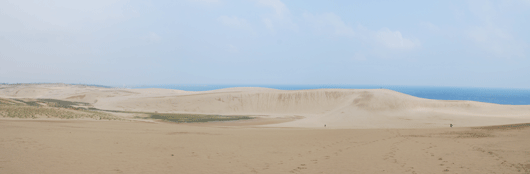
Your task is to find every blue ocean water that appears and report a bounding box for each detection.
[132,85,530,105]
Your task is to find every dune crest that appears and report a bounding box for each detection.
[1,84,529,128]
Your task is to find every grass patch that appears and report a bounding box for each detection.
[1,97,253,123]
[0,98,19,105]
[473,123,530,130]
[0,98,121,120]
[88,108,127,113]
[443,131,494,138]
[23,101,41,106]
[150,113,252,123]
[133,115,148,119]
[0,105,120,120]
[38,99,90,108]
[11,99,36,106]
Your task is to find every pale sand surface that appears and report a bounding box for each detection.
[1,84,530,128]
[1,84,530,173]
[1,119,529,174]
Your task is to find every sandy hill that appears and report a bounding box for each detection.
[1,84,529,128]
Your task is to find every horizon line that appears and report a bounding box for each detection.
[2,82,529,90]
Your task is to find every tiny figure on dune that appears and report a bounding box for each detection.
[325,124,326,127]
[450,124,453,128]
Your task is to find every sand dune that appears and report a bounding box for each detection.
[1,84,529,128]
[2,84,530,173]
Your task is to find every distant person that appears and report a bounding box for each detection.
[325,124,326,127]
[450,124,453,128]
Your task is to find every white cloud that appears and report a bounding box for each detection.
[145,32,161,43]
[189,0,219,5]
[420,22,441,33]
[468,26,526,58]
[218,16,251,31]
[375,28,420,49]
[303,13,355,37]
[304,12,419,51]
[257,0,289,18]
[0,0,131,32]
[468,0,495,24]
[228,44,238,53]
[263,18,274,31]
[256,0,296,32]
[352,53,366,61]
[466,0,528,58]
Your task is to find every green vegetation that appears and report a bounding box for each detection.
[0,98,120,120]
[38,99,90,109]
[88,106,255,123]
[474,123,530,130]
[0,98,18,105]
[11,99,41,106]
[0,97,253,123]
[88,108,125,113]
[150,113,252,123]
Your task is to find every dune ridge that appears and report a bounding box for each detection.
[1,84,529,128]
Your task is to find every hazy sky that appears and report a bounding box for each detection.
[1,0,529,88]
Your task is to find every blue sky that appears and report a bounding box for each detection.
[1,0,529,88]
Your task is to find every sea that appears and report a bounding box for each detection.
[131,85,530,105]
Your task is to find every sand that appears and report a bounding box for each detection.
[1,84,529,128]
[1,120,529,174]
[1,84,530,173]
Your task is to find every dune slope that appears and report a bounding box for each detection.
[1,84,529,128]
